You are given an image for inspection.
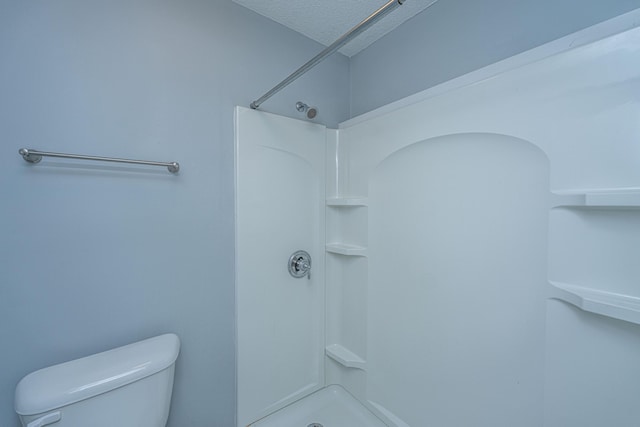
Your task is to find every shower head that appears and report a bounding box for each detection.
[296,101,318,120]
[306,106,318,120]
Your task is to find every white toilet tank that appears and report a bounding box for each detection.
[15,333,180,427]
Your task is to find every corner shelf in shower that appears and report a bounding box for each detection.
[325,344,366,370]
[549,281,640,325]
[326,243,368,257]
[551,189,640,208]
[326,197,368,207]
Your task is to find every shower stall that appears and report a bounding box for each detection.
[236,13,640,427]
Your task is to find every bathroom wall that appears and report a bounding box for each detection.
[349,0,640,117]
[0,1,348,425]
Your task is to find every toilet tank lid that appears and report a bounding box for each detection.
[15,333,180,416]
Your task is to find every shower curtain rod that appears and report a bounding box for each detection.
[250,0,405,110]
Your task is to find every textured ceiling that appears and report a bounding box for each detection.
[232,0,439,57]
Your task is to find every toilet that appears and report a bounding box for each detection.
[14,333,180,427]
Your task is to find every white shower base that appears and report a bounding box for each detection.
[249,385,387,427]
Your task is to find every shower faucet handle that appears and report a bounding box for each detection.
[288,250,312,279]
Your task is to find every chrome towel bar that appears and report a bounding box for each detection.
[18,148,180,173]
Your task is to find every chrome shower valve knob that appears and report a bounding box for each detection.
[288,250,312,279]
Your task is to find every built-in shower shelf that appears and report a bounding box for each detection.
[326,243,368,257]
[551,189,640,208]
[325,344,366,370]
[549,281,640,325]
[326,197,368,207]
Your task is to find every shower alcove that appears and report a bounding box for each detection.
[236,11,640,427]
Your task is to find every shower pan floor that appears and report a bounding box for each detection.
[250,385,387,427]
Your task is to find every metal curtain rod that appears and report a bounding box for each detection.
[250,0,405,110]
[18,148,180,173]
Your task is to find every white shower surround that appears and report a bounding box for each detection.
[236,10,640,427]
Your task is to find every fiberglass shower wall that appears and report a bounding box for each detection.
[235,108,327,427]
[236,21,640,427]
[330,23,640,427]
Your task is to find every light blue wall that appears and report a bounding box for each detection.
[0,1,348,426]
[350,0,640,117]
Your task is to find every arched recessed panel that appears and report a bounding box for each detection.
[367,133,549,427]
